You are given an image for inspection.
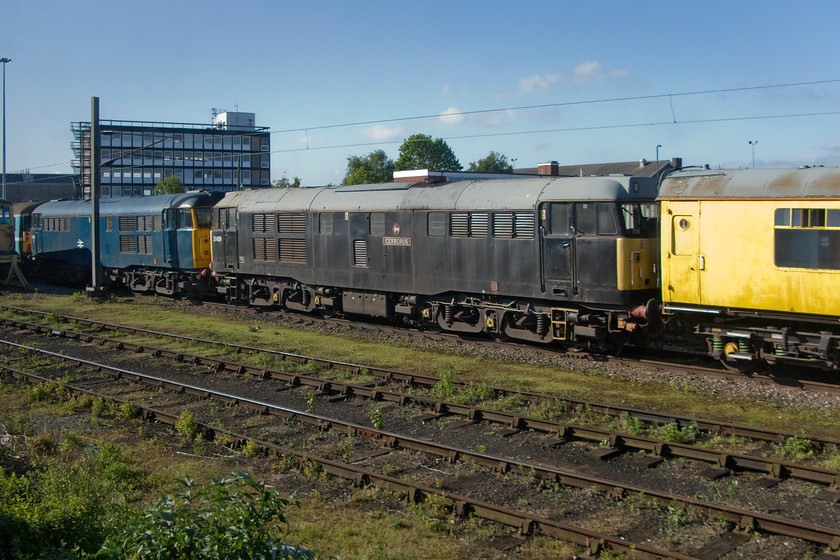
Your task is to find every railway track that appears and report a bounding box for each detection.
[1,305,838,461]
[2,339,840,559]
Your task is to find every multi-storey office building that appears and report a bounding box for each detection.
[72,112,270,198]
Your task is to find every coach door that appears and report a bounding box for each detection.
[540,202,575,299]
[664,201,701,305]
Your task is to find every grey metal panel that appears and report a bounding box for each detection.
[659,167,840,200]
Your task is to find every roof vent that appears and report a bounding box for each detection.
[639,159,647,167]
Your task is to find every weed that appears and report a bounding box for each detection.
[665,501,686,527]
[621,413,644,436]
[90,397,107,417]
[369,408,383,430]
[305,392,317,413]
[242,439,261,457]
[474,443,486,454]
[651,422,699,444]
[115,402,141,421]
[781,435,814,459]
[175,409,201,440]
[431,367,455,400]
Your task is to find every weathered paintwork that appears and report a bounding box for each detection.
[659,168,840,318]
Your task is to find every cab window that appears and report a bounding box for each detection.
[177,209,193,229]
[194,208,212,228]
[574,202,597,235]
[548,203,570,235]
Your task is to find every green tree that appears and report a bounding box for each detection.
[343,150,395,185]
[271,176,302,188]
[467,151,513,173]
[153,175,185,195]
[394,134,462,172]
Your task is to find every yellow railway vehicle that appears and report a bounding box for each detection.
[659,167,840,369]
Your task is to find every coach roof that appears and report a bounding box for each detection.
[659,167,840,199]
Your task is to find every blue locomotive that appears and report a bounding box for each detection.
[30,192,219,294]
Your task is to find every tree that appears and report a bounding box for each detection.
[394,134,462,172]
[467,151,513,173]
[153,175,185,195]
[343,149,395,185]
[271,176,301,188]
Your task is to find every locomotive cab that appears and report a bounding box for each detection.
[537,178,660,344]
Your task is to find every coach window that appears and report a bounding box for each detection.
[775,207,840,270]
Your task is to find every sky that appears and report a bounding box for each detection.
[3,0,840,186]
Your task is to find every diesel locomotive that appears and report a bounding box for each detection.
[29,192,219,293]
[208,176,661,347]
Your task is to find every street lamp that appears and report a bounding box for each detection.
[749,140,758,169]
[1,57,11,201]
[656,144,662,173]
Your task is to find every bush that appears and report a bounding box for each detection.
[0,442,138,559]
[99,471,306,559]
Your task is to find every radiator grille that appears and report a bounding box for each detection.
[279,238,307,263]
[277,213,306,234]
[253,237,277,261]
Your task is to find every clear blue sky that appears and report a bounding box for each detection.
[4,0,840,186]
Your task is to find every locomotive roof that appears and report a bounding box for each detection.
[220,176,657,213]
[33,192,214,217]
[659,167,840,199]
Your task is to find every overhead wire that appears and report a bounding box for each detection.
[6,77,840,180]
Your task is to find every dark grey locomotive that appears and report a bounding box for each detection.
[210,176,660,346]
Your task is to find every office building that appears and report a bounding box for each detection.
[71,111,270,198]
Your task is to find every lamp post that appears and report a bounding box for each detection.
[656,144,662,177]
[749,140,758,169]
[1,57,11,201]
